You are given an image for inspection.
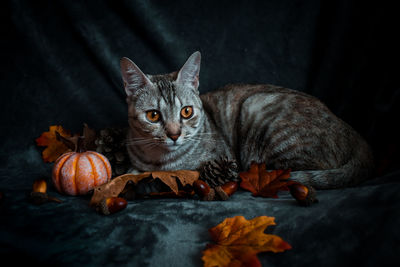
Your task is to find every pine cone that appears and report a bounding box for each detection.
[199,157,239,188]
[94,127,131,177]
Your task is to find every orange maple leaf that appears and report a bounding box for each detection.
[239,163,294,198]
[35,125,72,162]
[202,216,291,267]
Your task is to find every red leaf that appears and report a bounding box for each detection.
[239,162,294,198]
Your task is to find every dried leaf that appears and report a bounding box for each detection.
[239,163,293,198]
[90,170,199,206]
[82,123,97,151]
[90,173,149,206]
[151,170,199,194]
[35,125,72,162]
[148,190,195,198]
[202,216,291,267]
[55,131,80,151]
[55,123,97,152]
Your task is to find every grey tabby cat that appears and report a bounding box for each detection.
[120,51,374,189]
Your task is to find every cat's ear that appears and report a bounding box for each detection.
[120,57,152,96]
[176,51,201,90]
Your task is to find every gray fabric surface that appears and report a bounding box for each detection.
[1,156,399,266]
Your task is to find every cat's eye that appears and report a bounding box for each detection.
[181,106,193,119]
[146,110,161,122]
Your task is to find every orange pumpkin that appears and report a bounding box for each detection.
[52,151,112,195]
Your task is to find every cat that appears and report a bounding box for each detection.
[120,51,374,189]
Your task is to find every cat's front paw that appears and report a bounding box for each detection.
[127,168,142,175]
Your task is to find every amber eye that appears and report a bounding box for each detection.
[181,106,193,119]
[146,110,161,122]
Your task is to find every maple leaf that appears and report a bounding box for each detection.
[35,125,72,162]
[90,170,199,206]
[202,216,291,267]
[239,162,294,198]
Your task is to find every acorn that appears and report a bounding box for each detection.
[193,180,215,201]
[214,181,239,201]
[29,179,62,205]
[289,183,318,206]
[98,197,128,215]
[214,186,229,200]
[194,180,238,201]
[220,181,238,196]
[193,180,210,196]
[33,179,47,193]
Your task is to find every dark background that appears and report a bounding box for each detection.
[1,1,399,266]
[1,0,399,173]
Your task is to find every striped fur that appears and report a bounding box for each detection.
[201,84,374,189]
[120,52,374,189]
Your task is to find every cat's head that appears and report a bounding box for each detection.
[120,51,203,151]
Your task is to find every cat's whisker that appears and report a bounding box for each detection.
[124,140,151,145]
[185,136,224,141]
[124,136,161,143]
[124,139,162,146]
[192,133,218,136]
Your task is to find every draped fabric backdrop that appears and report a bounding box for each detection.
[1,1,399,266]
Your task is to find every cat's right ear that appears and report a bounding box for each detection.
[120,57,152,96]
[176,51,201,91]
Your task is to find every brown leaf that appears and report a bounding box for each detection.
[151,170,199,194]
[55,131,80,151]
[90,170,199,206]
[55,123,97,152]
[239,162,293,198]
[148,190,195,198]
[90,173,149,206]
[35,125,72,162]
[202,216,291,267]
[82,123,97,151]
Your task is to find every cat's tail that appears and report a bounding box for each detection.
[290,144,375,190]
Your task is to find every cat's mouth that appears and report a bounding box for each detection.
[165,141,181,150]
[164,138,184,151]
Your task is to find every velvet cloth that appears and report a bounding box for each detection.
[1,1,399,266]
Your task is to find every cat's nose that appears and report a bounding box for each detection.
[165,123,181,142]
[167,133,181,142]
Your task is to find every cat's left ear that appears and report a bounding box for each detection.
[120,57,153,96]
[176,51,201,90]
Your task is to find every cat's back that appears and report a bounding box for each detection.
[200,83,318,123]
[200,84,373,181]
[200,83,326,150]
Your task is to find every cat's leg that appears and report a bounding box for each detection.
[127,167,143,175]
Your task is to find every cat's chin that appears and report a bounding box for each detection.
[165,144,181,152]
[163,139,184,152]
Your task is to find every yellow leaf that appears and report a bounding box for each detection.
[202,216,291,267]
